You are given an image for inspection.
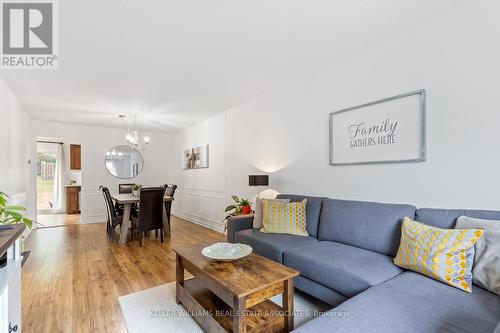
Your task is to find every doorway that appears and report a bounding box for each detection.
[36,142,59,213]
[36,140,81,228]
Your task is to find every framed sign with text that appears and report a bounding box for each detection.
[329,90,426,165]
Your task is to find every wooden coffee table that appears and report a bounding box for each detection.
[174,244,299,333]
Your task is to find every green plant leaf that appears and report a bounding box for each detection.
[6,210,23,218]
[231,195,240,203]
[22,218,33,229]
[0,191,32,229]
[5,205,26,211]
[225,205,237,212]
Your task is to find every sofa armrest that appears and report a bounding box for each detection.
[226,214,254,243]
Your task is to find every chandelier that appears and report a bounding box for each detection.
[119,114,151,150]
[105,148,124,160]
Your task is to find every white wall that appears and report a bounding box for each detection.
[227,0,500,209]
[0,78,34,220]
[170,0,500,231]
[31,120,174,223]
[170,113,227,232]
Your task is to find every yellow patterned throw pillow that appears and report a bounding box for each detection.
[260,199,308,236]
[394,216,483,292]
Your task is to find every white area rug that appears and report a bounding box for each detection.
[119,282,330,333]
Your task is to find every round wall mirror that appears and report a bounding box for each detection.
[105,145,144,179]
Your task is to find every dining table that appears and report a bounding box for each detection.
[111,193,174,244]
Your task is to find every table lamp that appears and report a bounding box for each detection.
[248,175,269,186]
[249,175,269,199]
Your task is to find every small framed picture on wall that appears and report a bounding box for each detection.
[183,145,209,170]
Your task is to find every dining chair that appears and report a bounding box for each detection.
[118,184,134,194]
[99,186,110,235]
[130,187,165,246]
[101,187,124,241]
[163,184,177,236]
[115,183,136,214]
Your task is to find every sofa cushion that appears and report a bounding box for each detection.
[261,199,308,236]
[284,241,403,297]
[294,275,348,307]
[253,198,289,229]
[394,217,483,293]
[276,194,325,237]
[456,216,500,295]
[318,199,416,256]
[234,229,317,263]
[415,207,500,229]
[293,271,500,333]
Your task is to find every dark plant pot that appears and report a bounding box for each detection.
[241,205,252,215]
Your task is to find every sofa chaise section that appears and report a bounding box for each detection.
[293,271,500,333]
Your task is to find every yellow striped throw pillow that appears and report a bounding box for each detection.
[260,199,308,236]
[394,216,483,292]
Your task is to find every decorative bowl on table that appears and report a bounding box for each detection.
[202,242,253,261]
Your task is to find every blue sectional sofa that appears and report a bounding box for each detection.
[227,194,500,333]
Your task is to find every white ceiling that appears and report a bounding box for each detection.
[1,0,467,132]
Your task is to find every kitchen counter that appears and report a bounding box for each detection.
[0,223,24,331]
[0,224,25,257]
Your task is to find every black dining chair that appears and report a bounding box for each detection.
[115,184,134,210]
[99,186,110,235]
[163,184,177,236]
[101,186,124,241]
[115,183,137,214]
[130,187,165,246]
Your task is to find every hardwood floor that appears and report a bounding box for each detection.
[36,213,81,228]
[22,216,224,333]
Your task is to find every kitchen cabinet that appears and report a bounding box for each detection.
[66,186,81,214]
[70,144,81,170]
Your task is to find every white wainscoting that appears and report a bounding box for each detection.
[80,188,107,224]
[171,186,226,233]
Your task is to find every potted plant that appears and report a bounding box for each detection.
[0,191,33,229]
[223,195,253,234]
[225,195,253,215]
[239,199,252,215]
[131,184,142,197]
